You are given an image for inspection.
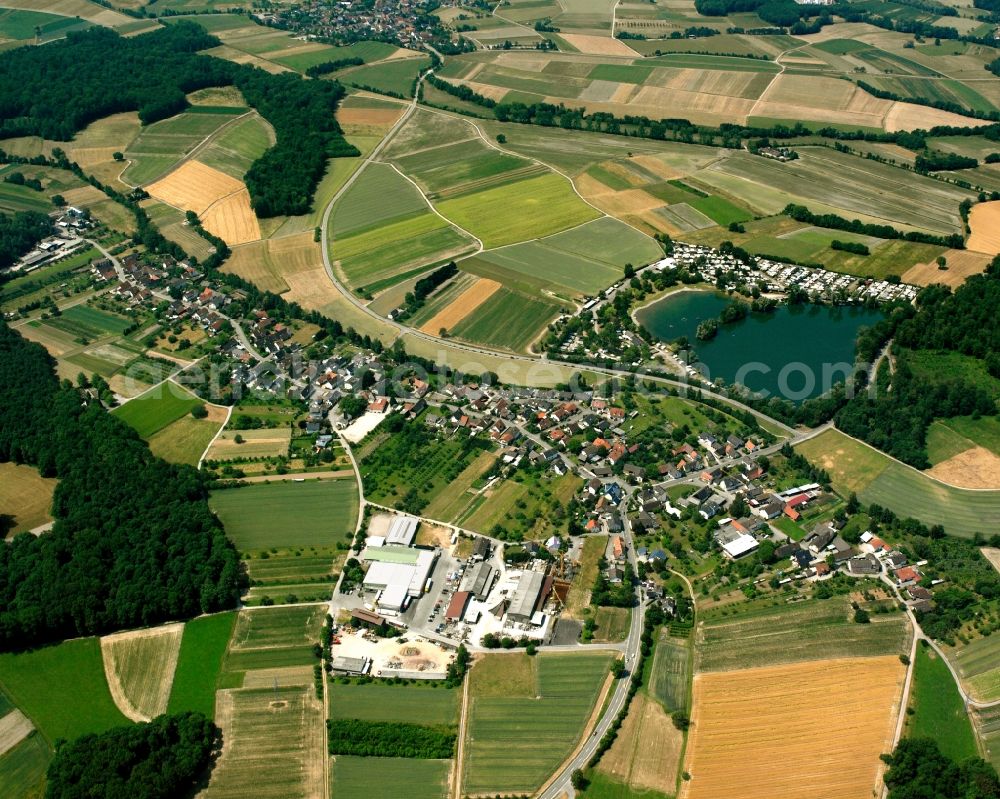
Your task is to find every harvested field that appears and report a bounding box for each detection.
[203,686,325,799]
[201,189,260,244]
[983,547,1000,575]
[224,231,319,295]
[599,693,682,795]
[683,657,905,799]
[336,106,406,128]
[885,101,988,133]
[100,623,184,722]
[0,711,34,758]
[0,462,56,537]
[145,160,242,210]
[419,277,501,334]
[206,428,292,461]
[902,248,990,287]
[557,33,637,56]
[926,446,1000,489]
[967,201,1000,255]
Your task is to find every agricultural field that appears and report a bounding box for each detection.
[598,692,681,797]
[328,162,476,292]
[436,172,600,248]
[796,428,1000,538]
[112,380,204,438]
[647,632,691,713]
[683,657,905,799]
[565,535,607,617]
[202,685,325,799]
[340,55,432,97]
[100,624,184,721]
[696,596,911,672]
[591,607,631,643]
[0,8,91,45]
[0,463,56,537]
[976,704,1000,774]
[167,611,237,719]
[948,634,1000,703]
[205,427,292,461]
[0,731,50,799]
[326,683,459,726]
[209,479,359,551]
[463,651,613,794]
[447,286,563,352]
[905,643,978,762]
[123,108,247,186]
[223,605,326,675]
[196,113,272,179]
[332,756,451,799]
[0,638,129,746]
[461,470,581,541]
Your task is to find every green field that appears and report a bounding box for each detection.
[147,414,223,467]
[0,182,53,214]
[697,597,910,671]
[647,632,690,712]
[124,109,244,184]
[390,136,535,196]
[950,634,1000,703]
[0,638,129,745]
[332,756,450,799]
[341,56,431,97]
[977,704,1000,774]
[331,162,428,237]
[223,605,326,674]
[448,286,562,352]
[46,304,131,339]
[796,428,1000,539]
[436,172,600,248]
[467,216,661,298]
[907,643,979,761]
[0,731,50,799]
[167,611,237,718]
[327,683,459,726]
[197,114,272,179]
[464,651,613,794]
[0,8,91,41]
[112,380,202,438]
[579,771,672,799]
[209,479,359,551]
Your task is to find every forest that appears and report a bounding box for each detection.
[834,260,1000,468]
[0,22,357,218]
[0,210,52,270]
[0,321,245,650]
[882,738,998,798]
[45,712,219,799]
[326,719,456,758]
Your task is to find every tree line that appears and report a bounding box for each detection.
[782,204,966,248]
[0,321,245,650]
[0,22,358,219]
[326,719,456,758]
[0,210,51,270]
[45,712,220,799]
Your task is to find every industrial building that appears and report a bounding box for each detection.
[362,548,437,613]
[507,570,547,623]
[461,561,494,601]
[330,655,371,675]
[445,591,471,621]
[385,515,418,547]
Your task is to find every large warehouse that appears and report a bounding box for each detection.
[363,549,437,613]
[507,570,547,623]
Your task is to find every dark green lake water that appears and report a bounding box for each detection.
[635,290,885,400]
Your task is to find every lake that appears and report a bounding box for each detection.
[635,289,885,401]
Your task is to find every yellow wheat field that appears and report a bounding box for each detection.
[966,201,1000,255]
[902,248,990,287]
[101,624,184,722]
[419,278,501,334]
[558,33,638,56]
[682,656,905,799]
[147,160,244,214]
[201,190,261,245]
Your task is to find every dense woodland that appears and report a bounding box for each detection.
[0,23,357,218]
[883,738,999,798]
[45,712,219,799]
[834,260,1000,468]
[0,210,51,270]
[0,322,244,649]
[326,719,456,758]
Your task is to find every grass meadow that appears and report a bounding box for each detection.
[112,380,203,438]
[0,638,129,744]
[949,634,1000,703]
[209,478,359,550]
[332,756,450,799]
[906,643,978,762]
[167,611,237,718]
[223,605,326,674]
[327,682,459,726]
[0,732,50,799]
[464,651,612,794]
[648,632,690,713]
